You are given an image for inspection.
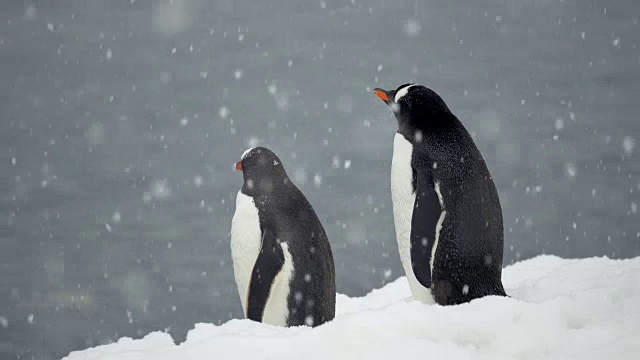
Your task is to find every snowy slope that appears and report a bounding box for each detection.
[64,256,640,360]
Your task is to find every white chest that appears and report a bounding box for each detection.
[390,133,434,303]
[230,191,262,316]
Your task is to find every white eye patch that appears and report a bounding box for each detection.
[394,84,415,103]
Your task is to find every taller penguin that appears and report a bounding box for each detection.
[230,147,335,327]
[373,84,507,305]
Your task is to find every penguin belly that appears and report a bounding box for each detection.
[390,133,434,304]
[230,191,262,317]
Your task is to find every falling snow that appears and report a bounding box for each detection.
[25,5,37,20]
[274,92,290,111]
[219,106,230,119]
[623,136,635,155]
[565,163,577,179]
[150,180,171,200]
[304,315,314,327]
[160,72,171,83]
[403,19,421,36]
[332,155,340,168]
[247,136,260,148]
[555,117,564,131]
[152,0,195,34]
[293,168,308,185]
[85,122,106,146]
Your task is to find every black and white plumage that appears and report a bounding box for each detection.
[230,147,336,327]
[374,84,507,305]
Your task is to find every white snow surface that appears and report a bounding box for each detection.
[64,256,640,360]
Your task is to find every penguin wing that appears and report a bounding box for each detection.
[247,227,285,322]
[410,166,443,289]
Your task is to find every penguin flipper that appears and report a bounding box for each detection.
[247,227,285,322]
[410,167,443,289]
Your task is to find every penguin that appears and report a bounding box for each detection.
[373,83,507,305]
[230,147,336,327]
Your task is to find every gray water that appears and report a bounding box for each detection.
[1,1,638,359]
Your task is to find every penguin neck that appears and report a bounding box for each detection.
[397,111,459,147]
[241,175,292,198]
[397,124,430,145]
[396,109,455,139]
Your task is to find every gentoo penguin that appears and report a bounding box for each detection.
[230,147,336,327]
[373,83,507,305]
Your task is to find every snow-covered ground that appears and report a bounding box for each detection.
[64,255,640,360]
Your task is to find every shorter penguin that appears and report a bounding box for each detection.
[230,147,336,327]
[374,83,507,305]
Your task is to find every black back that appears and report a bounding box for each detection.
[384,84,507,304]
[239,147,336,326]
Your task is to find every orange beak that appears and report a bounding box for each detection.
[373,88,394,105]
[374,89,390,102]
[235,161,242,171]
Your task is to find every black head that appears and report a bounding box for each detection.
[235,147,290,197]
[373,83,454,133]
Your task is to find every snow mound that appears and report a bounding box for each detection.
[64,256,640,360]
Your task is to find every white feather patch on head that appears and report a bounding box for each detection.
[394,84,415,103]
[241,147,255,160]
